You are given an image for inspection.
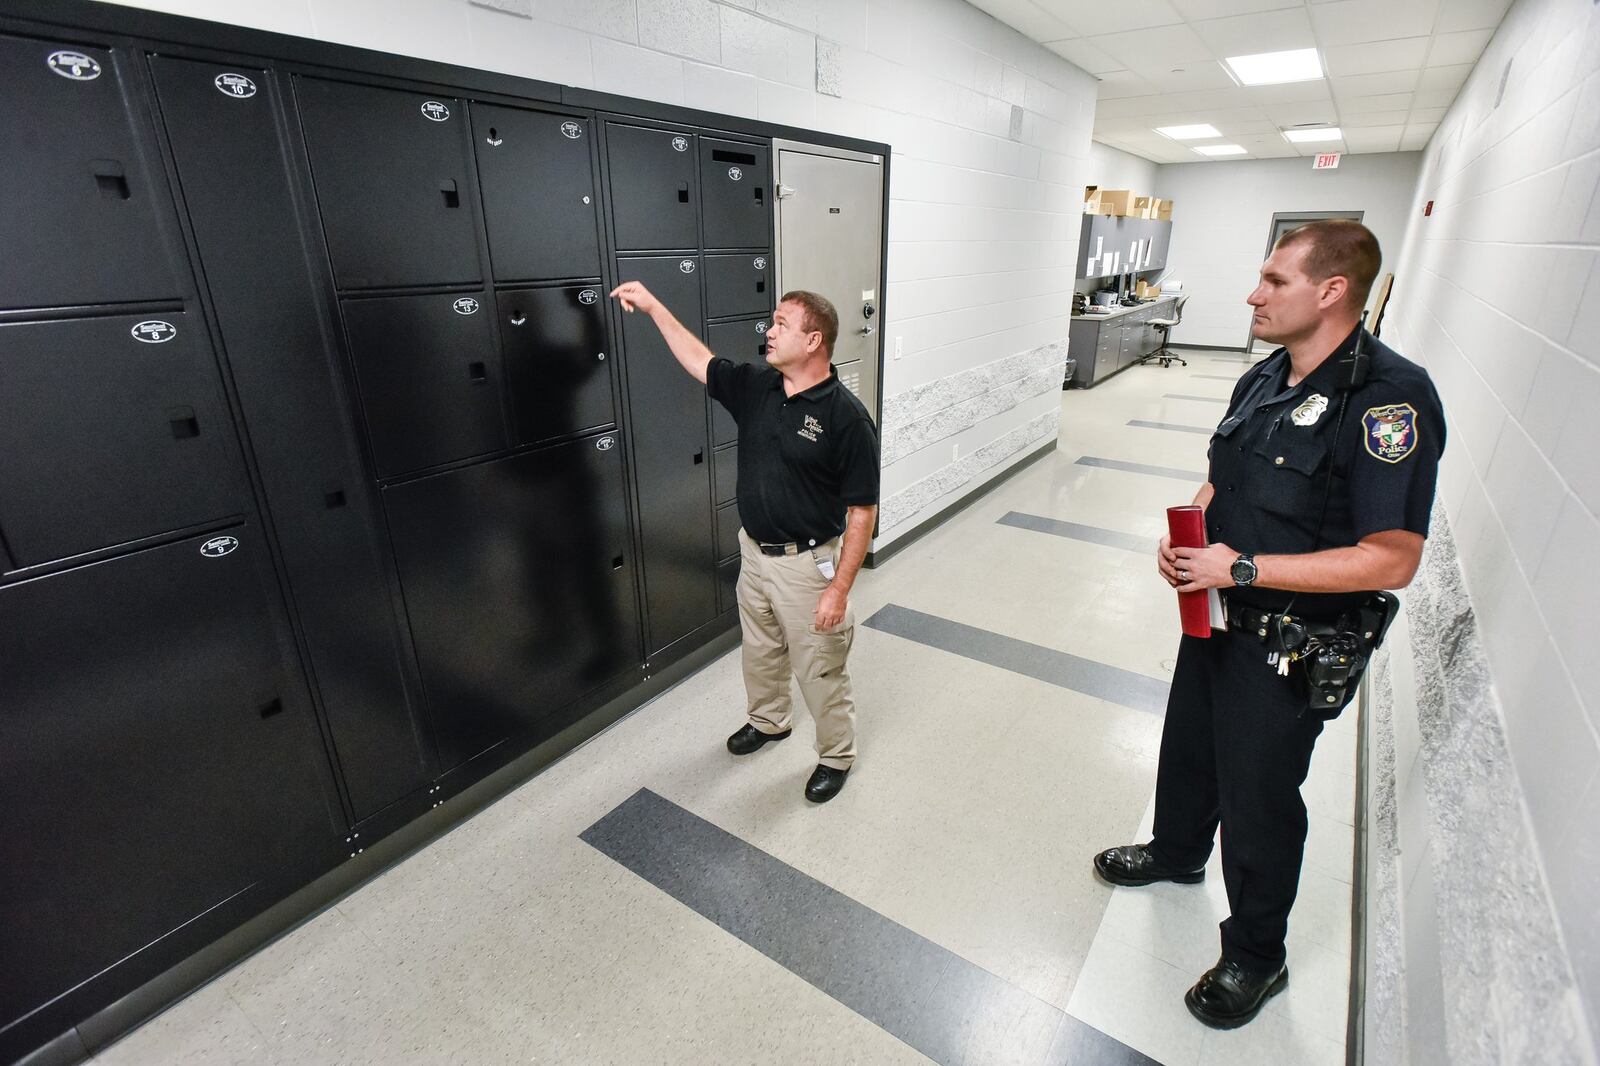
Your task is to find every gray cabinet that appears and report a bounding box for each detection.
[1076,215,1173,279]
[1067,296,1177,387]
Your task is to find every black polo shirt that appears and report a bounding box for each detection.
[1206,325,1445,618]
[706,358,879,545]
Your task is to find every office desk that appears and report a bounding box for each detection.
[1068,295,1178,388]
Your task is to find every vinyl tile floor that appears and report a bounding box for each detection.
[92,348,1358,1066]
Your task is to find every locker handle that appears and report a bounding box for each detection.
[167,406,200,439]
[678,182,689,204]
[693,449,704,465]
[91,159,130,201]
[439,179,460,209]
[509,311,526,326]
[612,555,625,570]
[754,186,764,207]
[259,698,285,720]
[756,279,766,294]
[467,361,487,383]
[324,488,347,509]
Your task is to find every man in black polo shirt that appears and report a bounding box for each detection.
[1092,220,1445,1027]
[610,281,879,804]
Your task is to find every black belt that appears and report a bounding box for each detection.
[756,536,837,557]
[1222,600,1277,638]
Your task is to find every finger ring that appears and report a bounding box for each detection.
[1179,570,1189,580]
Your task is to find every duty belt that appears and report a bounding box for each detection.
[756,535,839,557]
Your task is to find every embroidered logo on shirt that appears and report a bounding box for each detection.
[1363,403,1418,463]
[797,414,823,442]
[1291,393,1328,426]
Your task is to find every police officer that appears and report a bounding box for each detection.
[1093,220,1445,1028]
[610,281,879,804]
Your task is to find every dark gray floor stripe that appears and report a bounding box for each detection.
[999,511,1153,554]
[864,604,1169,715]
[1195,373,1244,382]
[1127,419,1213,435]
[1163,393,1228,403]
[582,789,1159,1066]
[1075,455,1206,482]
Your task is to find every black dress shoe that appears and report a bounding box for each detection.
[804,764,848,803]
[727,724,791,755]
[1184,958,1288,1029]
[1093,843,1206,887]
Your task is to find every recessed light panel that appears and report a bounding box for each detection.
[1222,48,1322,86]
[1154,123,1221,140]
[1193,144,1248,156]
[1283,127,1343,143]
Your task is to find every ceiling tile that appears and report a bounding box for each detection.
[1191,7,1317,56]
[1400,122,1437,150]
[1263,101,1340,125]
[1336,92,1413,114]
[1043,0,1185,37]
[1407,106,1447,124]
[1426,28,1495,68]
[1170,0,1302,17]
[1088,23,1214,76]
[1309,0,1441,46]
[1095,70,1155,98]
[1341,124,1404,151]
[1332,70,1420,97]
[1417,63,1472,90]
[1238,78,1334,104]
[1335,108,1410,126]
[1131,63,1238,93]
[969,0,1080,43]
[1436,0,1512,34]
[1412,87,1459,110]
[1045,36,1125,74]
[1323,36,1429,77]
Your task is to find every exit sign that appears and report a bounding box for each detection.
[1314,153,1342,170]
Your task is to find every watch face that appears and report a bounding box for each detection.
[1232,557,1255,584]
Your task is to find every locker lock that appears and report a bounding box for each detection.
[510,312,527,326]
[582,195,591,204]
[863,304,876,319]
[597,351,606,361]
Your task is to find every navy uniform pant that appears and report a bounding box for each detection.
[1150,629,1326,976]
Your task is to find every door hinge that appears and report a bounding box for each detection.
[776,184,798,199]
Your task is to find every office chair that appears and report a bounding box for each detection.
[1141,295,1188,368]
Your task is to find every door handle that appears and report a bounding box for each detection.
[858,326,875,336]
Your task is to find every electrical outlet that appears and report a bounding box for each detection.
[893,335,903,360]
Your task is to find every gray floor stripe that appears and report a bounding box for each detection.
[998,511,1153,554]
[1075,455,1207,482]
[1127,419,1213,436]
[1163,393,1228,403]
[864,604,1169,715]
[1195,373,1244,382]
[581,789,1159,1066]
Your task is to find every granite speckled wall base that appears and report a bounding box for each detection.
[879,408,1058,533]
[880,339,1067,460]
[1364,501,1597,1065]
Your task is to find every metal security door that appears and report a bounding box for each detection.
[1248,210,1363,349]
[774,142,884,421]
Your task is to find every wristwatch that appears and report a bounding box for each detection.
[1230,552,1258,587]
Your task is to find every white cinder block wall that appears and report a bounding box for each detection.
[103,0,1099,551]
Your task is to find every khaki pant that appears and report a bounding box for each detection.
[736,528,857,769]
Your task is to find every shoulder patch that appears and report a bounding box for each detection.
[1363,403,1418,463]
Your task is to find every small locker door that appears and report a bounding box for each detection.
[700,138,770,250]
[606,124,699,252]
[296,78,481,289]
[499,284,614,445]
[708,315,771,447]
[0,35,181,309]
[619,255,717,652]
[341,292,508,479]
[383,432,639,772]
[0,313,249,568]
[472,104,602,281]
[704,252,773,319]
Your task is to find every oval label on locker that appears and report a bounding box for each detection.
[753,256,767,270]
[200,536,239,558]
[214,73,257,98]
[755,321,769,333]
[679,259,696,274]
[596,436,616,452]
[728,167,743,181]
[420,100,450,122]
[48,50,101,80]
[560,121,583,139]
[578,289,598,305]
[453,297,479,315]
[671,136,688,152]
[131,320,177,343]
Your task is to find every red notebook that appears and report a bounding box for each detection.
[1167,505,1213,638]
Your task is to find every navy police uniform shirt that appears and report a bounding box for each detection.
[706,358,880,545]
[1206,325,1446,618]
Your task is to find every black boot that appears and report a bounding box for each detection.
[804,764,848,803]
[727,724,791,755]
[1184,958,1288,1029]
[1092,843,1206,887]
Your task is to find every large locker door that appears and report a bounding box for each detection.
[296,78,481,289]
[383,432,639,772]
[342,292,508,479]
[0,529,340,1036]
[473,104,601,281]
[0,35,181,309]
[700,138,770,250]
[708,315,770,447]
[606,124,699,252]
[499,284,614,445]
[619,255,717,652]
[0,313,249,568]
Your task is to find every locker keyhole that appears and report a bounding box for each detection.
[440,180,460,208]
[486,126,502,146]
[167,406,200,439]
[754,186,764,207]
[693,449,704,465]
[467,361,487,383]
[677,182,689,204]
[91,160,129,200]
[612,555,624,570]
[259,698,285,720]
[510,311,527,326]
[756,279,766,294]
[324,488,347,509]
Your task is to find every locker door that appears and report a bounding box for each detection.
[0,35,181,309]
[704,252,773,319]
[383,432,639,772]
[341,292,508,479]
[714,446,738,506]
[606,124,698,252]
[619,255,717,653]
[0,313,249,568]
[499,284,614,444]
[715,499,740,559]
[296,78,481,289]
[708,315,771,447]
[473,104,601,281]
[700,138,770,249]
[0,529,339,1036]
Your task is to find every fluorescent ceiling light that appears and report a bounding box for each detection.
[1154,123,1221,140]
[1283,127,1342,143]
[1222,48,1322,86]
[1193,144,1248,156]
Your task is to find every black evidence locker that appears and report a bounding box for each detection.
[606,123,699,252]
[708,315,770,447]
[704,252,773,319]
[473,103,602,281]
[499,284,615,445]
[700,137,770,250]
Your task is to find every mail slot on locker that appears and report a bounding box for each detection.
[0,313,248,568]
[699,138,770,250]
[296,78,481,289]
[704,252,772,319]
[0,35,181,309]
[341,291,507,478]
[500,284,615,445]
[708,316,770,447]
[606,124,698,252]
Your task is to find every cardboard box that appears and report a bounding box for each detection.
[1097,189,1136,215]
[1155,198,1173,221]
[1134,195,1157,219]
[1092,199,1119,215]
[1083,185,1100,213]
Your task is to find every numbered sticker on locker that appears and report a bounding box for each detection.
[420,100,450,122]
[48,50,100,80]
[214,73,257,98]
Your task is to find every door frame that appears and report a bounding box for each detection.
[1246,210,1364,350]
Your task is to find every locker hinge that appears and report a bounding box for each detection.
[776,184,798,199]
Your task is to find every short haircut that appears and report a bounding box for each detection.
[780,290,839,356]
[1274,219,1382,312]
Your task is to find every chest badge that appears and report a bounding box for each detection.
[1363,403,1419,463]
[1291,393,1328,426]
[797,414,823,443]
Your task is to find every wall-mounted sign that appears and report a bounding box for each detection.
[1313,153,1341,170]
